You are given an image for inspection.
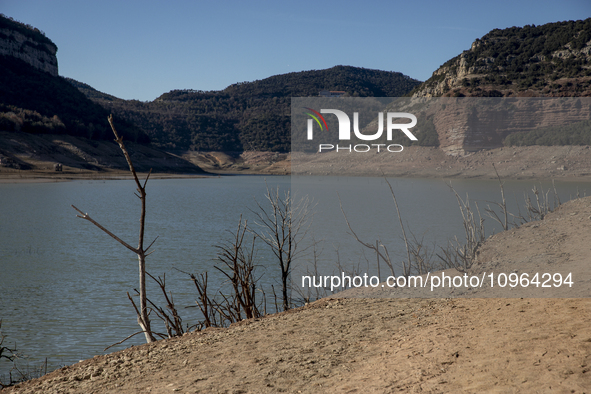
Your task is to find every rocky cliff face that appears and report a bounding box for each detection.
[409,19,591,154]
[0,15,58,76]
[414,44,591,99]
[429,98,591,155]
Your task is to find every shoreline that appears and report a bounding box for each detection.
[2,168,591,184]
[4,145,591,183]
[290,145,591,181]
[0,169,219,183]
[2,172,590,184]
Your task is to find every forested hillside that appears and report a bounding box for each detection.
[73,66,421,152]
[412,18,591,98]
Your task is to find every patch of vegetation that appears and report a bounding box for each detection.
[0,104,65,134]
[63,78,121,102]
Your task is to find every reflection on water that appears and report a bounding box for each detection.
[0,175,588,376]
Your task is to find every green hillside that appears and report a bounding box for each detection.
[412,18,591,97]
[74,66,422,152]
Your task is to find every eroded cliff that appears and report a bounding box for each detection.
[0,14,58,76]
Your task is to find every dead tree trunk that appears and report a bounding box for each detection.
[71,114,156,343]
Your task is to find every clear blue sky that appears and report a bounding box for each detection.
[3,0,590,101]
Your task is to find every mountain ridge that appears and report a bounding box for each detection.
[76,65,422,152]
[411,18,591,98]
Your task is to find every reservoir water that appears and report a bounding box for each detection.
[0,175,588,377]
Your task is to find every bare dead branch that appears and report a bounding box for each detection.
[383,176,413,277]
[103,331,146,351]
[338,194,396,277]
[144,272,184,338]
[71,205,137,254]
[493,163,508,231]
[145,236,159,253]
[108,114,142,192]
[143,168,152,190]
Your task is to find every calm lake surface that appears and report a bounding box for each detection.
[0,175,588,376]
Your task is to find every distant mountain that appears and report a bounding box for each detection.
[73,66,422,152]
[412,18,591,97]
[177,65,421,99]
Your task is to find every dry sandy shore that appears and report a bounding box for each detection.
[3,195,591,393]
[291,145,591,181]
[3,145,591,181]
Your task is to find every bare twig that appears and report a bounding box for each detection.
[214,217,262,321]
[145,272,184,338]
[383,177,413,277]
[250,184,314,311]
[439,184,485,272]
[103,331,146,351]
[339,194,396,277]
[70,205,136,253]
